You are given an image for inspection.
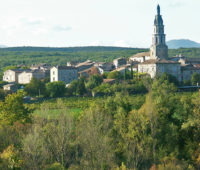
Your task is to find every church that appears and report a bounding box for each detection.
[129,5,200,82]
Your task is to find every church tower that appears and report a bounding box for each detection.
[150,5,168,60]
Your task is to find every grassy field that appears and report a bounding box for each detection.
[31,95,146,119]
[32,97,104,119]
[34,108,82,119]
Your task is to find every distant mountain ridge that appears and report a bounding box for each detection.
[167,39,200,49]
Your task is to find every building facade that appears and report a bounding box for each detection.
[113,58,127,68]
[50,66,78,84]
[3,69,23,83]
[18,70,46,84]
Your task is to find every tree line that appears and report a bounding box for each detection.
[0,74,200,169]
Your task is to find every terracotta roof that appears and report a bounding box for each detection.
[130,52,150,58]
[139,59,180,65]
[194,64,200,68]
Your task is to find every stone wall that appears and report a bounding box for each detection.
[138,64,157,78]
[156,63,181,81]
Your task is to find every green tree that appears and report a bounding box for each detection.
[76,77,86,96]
[191,73,200,85]
[67,80,79,96]
[0,92,32,125]
[86,74,103,89]
[78,105,115,169]
[24,77,46,97]
[107,71,123,81]
[46,81,66,98]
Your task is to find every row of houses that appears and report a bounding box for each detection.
[2,58,129,92]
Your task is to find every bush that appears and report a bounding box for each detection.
[46,81,66,98]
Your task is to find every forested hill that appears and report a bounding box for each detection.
[1,46,200,71]
[0,46,143,52]
[0,46,147,71]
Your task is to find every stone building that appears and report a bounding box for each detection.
[3,69,27,83]
[18,70,46,84]
[75,60,94,72]
[113,58,127,68]
[50,66,78,84]
[3,84,18,92]
[138,60,181,81]
[129,52,150,63]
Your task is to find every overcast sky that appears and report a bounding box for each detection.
[0,0,199,47]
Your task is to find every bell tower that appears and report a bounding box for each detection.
[150,5,168,60]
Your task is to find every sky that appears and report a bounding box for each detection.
[0,0,199,47]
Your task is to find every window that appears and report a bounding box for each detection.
[53,71,55,75]
[53,77,55,81]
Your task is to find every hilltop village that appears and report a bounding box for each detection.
[2,5,200,93]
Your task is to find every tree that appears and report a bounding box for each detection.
[191,73,200,85]
[76,77,86,96]
[130,65,133,79]
[24,77,46,97]
[86,74,103,89]
[124,69,128,80]
[67,80,79,96]
[22,114,76,169]
[77,105,115,169]
[46,81,66,98]
[157,73,179,86]
[107,71,123,81]
[0,92,32,125]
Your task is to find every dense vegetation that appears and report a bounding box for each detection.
[0,46,200,73]
[1,73,200,169]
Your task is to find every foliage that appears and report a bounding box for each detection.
[2,75,200,169]
[0,81,7,88]
[86,74,103,89]
[66,80,79,96]
[191,72,200,85]
[0,92,32,125]
[156,72,179,86]
[3,65,19,72]
[0,145,22,169]
[107,71,123,81]
[76,77,87,96]
[46,81,66,98]
[0,89,8,101]
[24,77,46,97]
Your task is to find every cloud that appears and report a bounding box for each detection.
[53,25,72,32]
[20,17,44,26]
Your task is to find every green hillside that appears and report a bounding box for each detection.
[1,46,200,72]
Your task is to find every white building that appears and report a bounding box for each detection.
[3,84,18,92]
[18,70,46,84]
[129,52,150,63]
[50,66,78,84]
[3,69,25,83]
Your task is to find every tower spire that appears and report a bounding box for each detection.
[150,4,168,60]
[157,4,160,15]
